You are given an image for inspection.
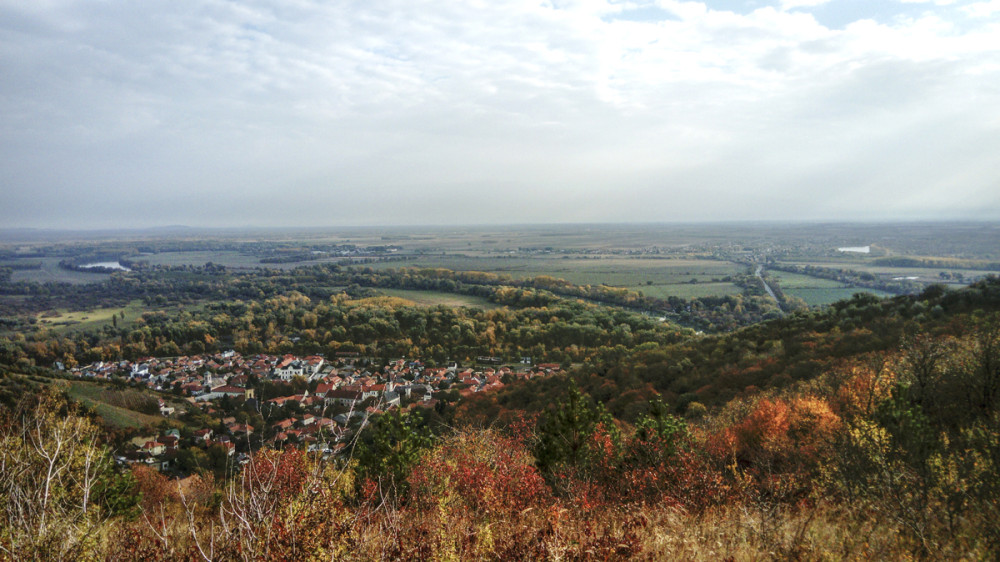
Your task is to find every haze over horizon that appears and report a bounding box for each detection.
[3,0,1000,230]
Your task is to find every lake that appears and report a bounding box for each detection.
[837,246,870,253]
[80,261,131,271]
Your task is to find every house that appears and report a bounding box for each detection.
[159,435,179,450]
[228,423,254,435]
[304,356,326,379]
[158,399,175,416]
[325,389,365,408]
[211,385,246,397]
[274,356,305,381]
[314,382,338,397]
[193,428,213,443]
[142,440,166,456]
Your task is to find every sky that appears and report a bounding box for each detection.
[2,0,999,229]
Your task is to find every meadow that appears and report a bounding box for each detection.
[137,250,274,269]
[369,255,747,299]
[36,300,204,335]
[9,258,111,284]
[375,288,500,309]
[778,259,992,285]
[65,381,183,428]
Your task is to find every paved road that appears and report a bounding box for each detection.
[755,264,784,313]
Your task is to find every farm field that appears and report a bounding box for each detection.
[36,300,203,335]
[769,270,895,306]
[784,287,896,307]
[777,260,996,285]
[368,256,744,294]
[770,271,846,289]
[131,250,405,270]
[375,288,500,309]
[9,257,111,284]
[372,223,725,252]
[634,282,742,299]
[138,250,271,269]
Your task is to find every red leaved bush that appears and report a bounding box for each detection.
[407,429,549,517]
[705,395,841,503]
[131,464,174,514]
[240,446,309,502]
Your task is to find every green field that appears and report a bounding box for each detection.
[770,271,847,289]
[784,287,896,307]
[66,381,184,429]
[778,260,994,286]
[138,250,269,268]
[37,300,203,335]
[769,270,895,306]
[368,256,745,298]
[9,258,112,284]
[375,288,500,309]
[635,282,743,299]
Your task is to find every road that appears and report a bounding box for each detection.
[755,264,784,313]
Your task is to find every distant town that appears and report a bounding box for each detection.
[67,351,561,473]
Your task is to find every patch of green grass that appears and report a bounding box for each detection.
[779,260,992,285]
[9,258,111,284]
[66,381,173,429]
[137,250,265,268]
[633,282,743,299]
[770,272,846,289]
[375,288,500,309]
[368,256,743,288]
[37,300,206,335]
[785,287,895,307]
[137,250,356,270]
[37,300,147,334]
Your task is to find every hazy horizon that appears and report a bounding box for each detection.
[3,1,1000,229]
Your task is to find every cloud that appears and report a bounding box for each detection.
[965,0,1000,17]
[779,0,833,10]
[0,0,998,228]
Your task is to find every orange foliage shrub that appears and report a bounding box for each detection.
[707,395,841,500]
[832,363,898,418]
[240,446,309,502]
[407,429,549,517]
[131,465,175,514]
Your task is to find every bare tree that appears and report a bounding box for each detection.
[0,385,111,560]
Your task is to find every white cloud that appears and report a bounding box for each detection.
[965,0,1000,17]
[0,0,999,227]
[898,0,959,5]
[779,0,833,10]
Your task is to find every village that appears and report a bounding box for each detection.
[67,351,562,474]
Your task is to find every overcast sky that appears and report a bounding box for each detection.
[2,0,999,229]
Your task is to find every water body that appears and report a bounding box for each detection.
[837,246,870,253]
[80,261,131,271]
